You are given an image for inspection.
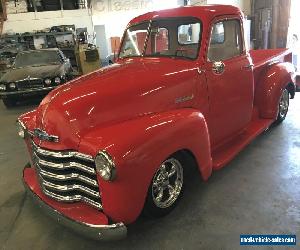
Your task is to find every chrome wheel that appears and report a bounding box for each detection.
[151,158,183,209]
[278,89,289,119]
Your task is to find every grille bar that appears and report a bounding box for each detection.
[41,186,102,210]
[33,152,96,175]
[39,175,100,198]
[36,164,98,187]
[31,141,102,210]
[32,142,94,162]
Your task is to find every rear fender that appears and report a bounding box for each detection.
[79,109,212,224]
[255,62,295,119]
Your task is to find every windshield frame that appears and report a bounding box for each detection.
[118,16,203,61]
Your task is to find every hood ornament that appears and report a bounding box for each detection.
[33,128,59,143]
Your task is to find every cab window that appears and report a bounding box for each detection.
[207,19,243,61]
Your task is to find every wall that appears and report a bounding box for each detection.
[3,9,94,35]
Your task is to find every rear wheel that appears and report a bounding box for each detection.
[2,98,17,108]
[274,88,289,124]
[143,154,184,218]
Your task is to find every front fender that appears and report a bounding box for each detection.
[79,109,212,224]
[255,62,295,119]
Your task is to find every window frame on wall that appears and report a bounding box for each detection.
[207,17,245,62]
[24,0,89,13]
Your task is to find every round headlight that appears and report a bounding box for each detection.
[16,120,26,139]
[95,151,116,181]
[44,79,52,85]
[54,77,61,84]
[0,84,6,91]
[9,82,16,89]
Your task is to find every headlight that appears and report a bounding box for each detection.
[9,82,16,89]
[0,84,6,91]
[54,77,61,84]
[16,120,26,139]
[44,79,52,85]
[95,151,116,181]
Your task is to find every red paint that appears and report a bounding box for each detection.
[19,5,296,228]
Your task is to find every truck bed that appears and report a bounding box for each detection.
[250,48,293,85]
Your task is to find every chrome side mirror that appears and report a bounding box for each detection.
[212,61,225,74]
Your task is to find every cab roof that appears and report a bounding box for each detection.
[129,5,242,26]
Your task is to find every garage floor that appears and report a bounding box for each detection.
[0,97,299,250]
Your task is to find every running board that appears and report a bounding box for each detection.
[212,119,274,170]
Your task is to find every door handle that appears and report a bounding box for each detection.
[242,64,254,70]
[212,61,225,74]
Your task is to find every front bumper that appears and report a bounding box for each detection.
[23,165,127,241]
[0,86,56,98]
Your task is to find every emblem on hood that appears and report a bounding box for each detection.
[33,128,59,143]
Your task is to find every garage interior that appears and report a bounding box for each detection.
[0,0,299,249]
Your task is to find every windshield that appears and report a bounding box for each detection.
[14,50,61,68]
[119,17,201,60]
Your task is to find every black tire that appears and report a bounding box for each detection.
[274,88,289,125]
[143,153,185,218]
[2,98,17,108]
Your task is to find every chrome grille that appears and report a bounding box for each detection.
[31,141,102,210]
[17,79,43,90]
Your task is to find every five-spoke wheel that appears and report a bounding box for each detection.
[275,88,290,124]
[144,154,185,217]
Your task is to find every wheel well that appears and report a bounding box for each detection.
[286,82,295,99]
[172,149,202,178]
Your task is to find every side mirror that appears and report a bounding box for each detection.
[212,61,225,74]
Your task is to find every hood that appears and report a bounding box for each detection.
[34,58,199,150]
[1,64,64,82]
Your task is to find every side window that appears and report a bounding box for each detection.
[210,22,225,44]
[178,23,201,45]
[153,28,169,54]
[207,19,243,62]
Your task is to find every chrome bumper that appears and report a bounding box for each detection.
[23,171,127,241]
[0,86,56,97]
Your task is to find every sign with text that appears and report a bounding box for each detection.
[93,0,154,12]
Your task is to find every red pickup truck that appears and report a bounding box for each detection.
[18,5,296,240]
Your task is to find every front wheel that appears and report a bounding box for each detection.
[274,88,289,124]
[143,154,184,218]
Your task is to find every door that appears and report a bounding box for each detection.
[204,18,254,147]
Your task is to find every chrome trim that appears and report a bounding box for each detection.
[95,150,116,181]
[16,77,41,82]
[24,176,126,240]
[33,152,96,175]
[32,141,94,162]
[39,175,100,199]
[35,161,98,187]
[31,141,102,210]
[17,119,26,131]
[0,86,56,96]
[33,128,59,143]
[41,183,102,210]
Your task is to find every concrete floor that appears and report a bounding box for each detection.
[0,97,299,250]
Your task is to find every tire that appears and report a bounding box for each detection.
[2,98,17,108]
[143,153,185,218]
[274,88,289,125]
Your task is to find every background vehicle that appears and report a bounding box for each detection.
[19,5,295,240]
[0,48,73,107]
